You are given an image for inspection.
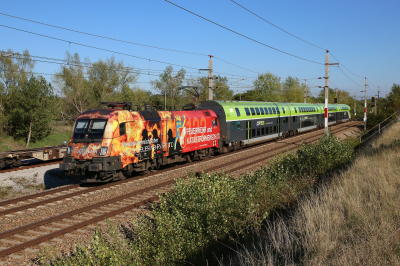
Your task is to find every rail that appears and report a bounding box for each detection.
[359,111,400,143]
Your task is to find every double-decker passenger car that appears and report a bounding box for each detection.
[197,101,350,152]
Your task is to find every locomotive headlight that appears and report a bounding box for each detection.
[100,147,108,156]
[67,146,71,155]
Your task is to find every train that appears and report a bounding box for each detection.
[59,101,351,182]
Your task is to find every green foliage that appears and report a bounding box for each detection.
[0,49,35,128]
[191,75,233,103]
[281,76,308,103]
[54,52,139,122]
[253,71,282,102]
[150,65,186,108]
[386,83,400,113]
[50,133,354,265]
[4,75,56,147]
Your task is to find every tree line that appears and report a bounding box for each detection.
[1,48,399,147]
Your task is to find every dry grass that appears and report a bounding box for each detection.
[225,121,400,266]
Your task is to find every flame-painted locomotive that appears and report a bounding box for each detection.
[60,102,220,182]
[60,101,351,182]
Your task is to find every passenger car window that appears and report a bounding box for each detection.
[237,121,241,129]
[282,107,285,114]
[232,122,235,131]
[235,108,241,117]
[294,107,297,113]
[250,108,256,115]
[245,108,250,116]
[268,107,272,114]
[264,107,269,114]
[260,107,264,115]
[272,107,276,114]
[255,107,260,115]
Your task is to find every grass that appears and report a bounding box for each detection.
[0,121,71,151]
[226,121,400,265]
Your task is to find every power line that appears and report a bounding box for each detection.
[0,12,260,74]
[0,24,203,71]
[337,66,363,87]
[164,0,323,65]
[0,12,208,57]
[329,51,363,78]
[213,57,258,74]
[230,0,325,50]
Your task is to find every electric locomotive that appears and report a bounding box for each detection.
[60,102,220,182]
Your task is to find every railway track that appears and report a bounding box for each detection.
[0,121,361,263]
[0,160,62,175]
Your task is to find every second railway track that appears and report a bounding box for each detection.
[0,121,361,263]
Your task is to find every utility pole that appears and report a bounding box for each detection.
[324,51,339,133]
[324,52,329,133]
[199,55,214,101]
[208,55,213,101]
[364,77,367,130]
[377,86,380,115]
[354,92,357,116]
[304,79,307,103]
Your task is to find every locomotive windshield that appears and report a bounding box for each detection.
[72,119,108,142]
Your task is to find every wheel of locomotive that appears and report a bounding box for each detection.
[117,171,126,181]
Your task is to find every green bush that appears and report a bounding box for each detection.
[48,133,354,266]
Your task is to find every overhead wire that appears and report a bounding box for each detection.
[164,0,323,65]
[0,24,202,71]
[337,66,363,87]
[230,0,325,50]
[329,51,364,78]
[0,12,260,74]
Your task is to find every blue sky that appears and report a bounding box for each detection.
[1,0,398,99]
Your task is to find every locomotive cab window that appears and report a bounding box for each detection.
[119,122,126,136]
[245,108,250,116]
[73,119,108,142]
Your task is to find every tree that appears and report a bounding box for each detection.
[233,89,258,101]
[387,83,400,113]
[4,76,56,147]
[54,52,138,121]
[253,71,282,102]
[150,66,186,108]
[0,49,35,127]
[189,75,233,103]
[281,76,310,103]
